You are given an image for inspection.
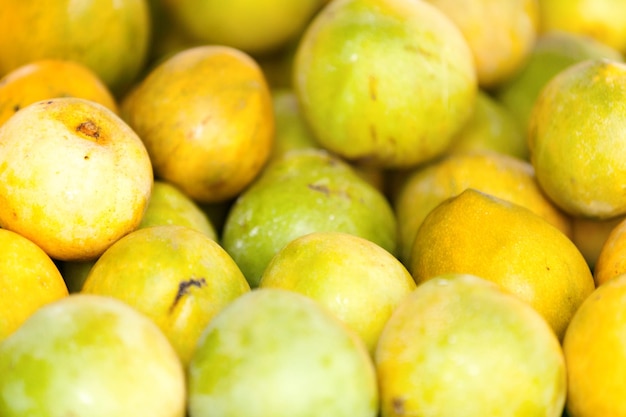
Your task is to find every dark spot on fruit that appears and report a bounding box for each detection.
[84,155,90,160]
[76,120,100,139]
[169,277,207,313]
[308,183,330,195]
[369,75,377,101]
[370,125,377,142]
[12,104,20,113]
[392,397,405,415]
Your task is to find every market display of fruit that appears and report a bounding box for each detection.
[1,0,626,416]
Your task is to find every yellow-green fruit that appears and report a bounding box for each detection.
[495,31,623,132]
[376,274,566,417]
[294,0,477,168]
[409,189,594,339]
[0,0,151,96]
[82,225,250,365]
[529,58,626,219]
[259,231,416,354]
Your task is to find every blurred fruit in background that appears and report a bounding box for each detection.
[0,59,119,127]
[294,0,477,169]
[423,0,540,89]
[122,45,274,204]
[0,0,151,97]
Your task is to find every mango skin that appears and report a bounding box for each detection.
[294,0,477,169]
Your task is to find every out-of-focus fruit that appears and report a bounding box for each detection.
[81,225,250,365]
[0,98,153,261]
[393,150,572,264]
[539,0,626,54]
[424,0,539,88]
[495,31,623,132]
[294,0,477,168]
[122,45,274,204]
[0,59,118,127]
[222,149,397,287]
[593,217,626,286]
[376,273,566,417]
[410,188,594,339]
[0,0,151,96]
[0,294,186,417]
[139,180,217,240]
[446,90,528,160]
[259,231,416,354]
[563,273,626,417]
[529,58,626,219]
[188,288,378,417]
[572,215,624,272]
[163,0,324,56]
[0,228,68,341]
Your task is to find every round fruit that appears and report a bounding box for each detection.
[188,288,378,417]
[81,225,250,365]
[563,273,626,417]
[0,0,151,96]
[393,150,572,264]
[259,231,416,354]
[294,0,477,168]
[0,97,153,261]
[164,0,325,55]
[376,273,566,417]
[409,188,594,339]
[222,149,398,287]
[0,294,186,417]
[424,0,540,88]
[529,58,626,219]
[0,59,118,127]
[0,228,68,340]
[122,45,274,203]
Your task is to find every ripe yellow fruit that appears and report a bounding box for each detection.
[593,217,626,286]
[424,0,540,88]
[0,229,68,341]
[539,0,626,54]
[0,0,151,96]
[409,188,595,339]
[82,225,250,365]
[563,274,626,417]
[164,0,325,55]
[122,45,274,204]
[529,58,626,219]
[394,150,572,264]
[259,231,416,354]
[0,59,118,127]
[376,273,566,417]
[0,97,153,261]
[294,0,477,168]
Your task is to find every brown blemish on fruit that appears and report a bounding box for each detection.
[392,397,405,415]
[76,120,100,139]
[169,277,207,313]
[370,125,377,143]
[308,183,330,195]
[12,104,20,113]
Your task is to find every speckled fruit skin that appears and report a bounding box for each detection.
[0,97,153,261]
[294,0,477,169]
[0,294,186,417]
[188,288,379,417]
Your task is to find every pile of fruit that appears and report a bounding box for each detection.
[2,0,626,416]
